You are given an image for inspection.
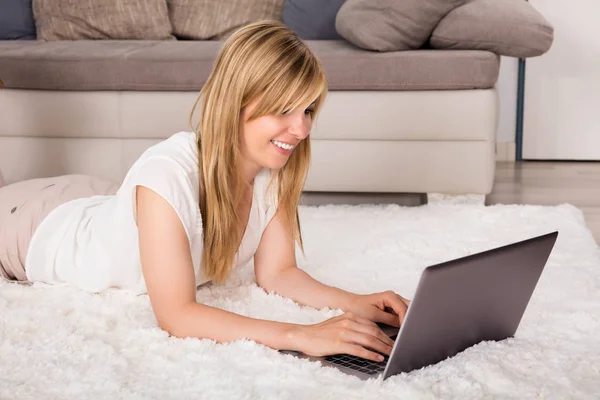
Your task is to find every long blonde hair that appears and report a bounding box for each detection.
[189,20,328,284]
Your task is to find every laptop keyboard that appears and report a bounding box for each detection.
[324,349,390,375]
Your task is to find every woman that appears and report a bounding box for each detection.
[0,21,409,363]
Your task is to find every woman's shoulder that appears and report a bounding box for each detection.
[119,131,200,201]
[118,132,201,241]
[134,131,198,170]
[120,132,198,186]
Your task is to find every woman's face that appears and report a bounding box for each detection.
[239,97,315,174]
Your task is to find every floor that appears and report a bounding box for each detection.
[303,161,600,246]
[487,161,600,245]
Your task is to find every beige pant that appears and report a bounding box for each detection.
[0,175,119,282]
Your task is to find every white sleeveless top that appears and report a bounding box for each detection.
[25,131,279,295]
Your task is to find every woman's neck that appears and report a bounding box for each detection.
[241,157,262,186]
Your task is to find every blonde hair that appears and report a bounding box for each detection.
[189,20,328,284]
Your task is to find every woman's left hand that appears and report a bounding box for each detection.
[346,291,411,328]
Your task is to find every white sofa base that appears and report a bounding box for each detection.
[0,89,499,194]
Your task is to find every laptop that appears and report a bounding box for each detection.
[279,231,559,380]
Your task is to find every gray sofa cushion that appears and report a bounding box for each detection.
[282,0,345,40]
[169,0,284,40]
[336,0,466,51]
[0,0,36,40]
[32,0,174,40]
[430,0,554,58]
[0,40,500,91]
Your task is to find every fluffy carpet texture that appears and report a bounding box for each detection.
[1,203,599,399]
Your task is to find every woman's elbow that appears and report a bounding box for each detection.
[154,305,192,339]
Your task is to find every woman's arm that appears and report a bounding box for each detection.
[254,208,357,311]
[135,185,300,350]
[254,209,410,327]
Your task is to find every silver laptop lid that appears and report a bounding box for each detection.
[383,231,558,379]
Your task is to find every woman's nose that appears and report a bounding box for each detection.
[287,113,310,140]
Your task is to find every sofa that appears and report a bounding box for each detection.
[0,0,553,197]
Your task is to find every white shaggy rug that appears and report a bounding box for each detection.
[1,203,599,399]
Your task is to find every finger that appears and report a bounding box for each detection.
[374,308,401,328]
[383,293,409,322]
[344,312,395,347]
[399,295,411,308]
[378,306,405,327]
[340,328,393,358]
[345,319,395,349]
[341,343,386,363]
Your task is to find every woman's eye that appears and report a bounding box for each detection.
[281,108,314,116]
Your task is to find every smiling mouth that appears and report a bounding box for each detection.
[271,140,296,151]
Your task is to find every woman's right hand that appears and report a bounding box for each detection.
[289,312,395,362]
